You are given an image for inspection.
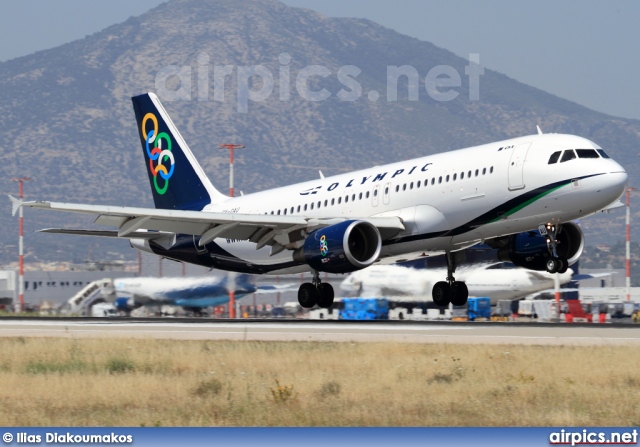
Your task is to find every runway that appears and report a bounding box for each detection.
[0,318,638,345]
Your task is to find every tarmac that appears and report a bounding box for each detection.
[0,318,638,345]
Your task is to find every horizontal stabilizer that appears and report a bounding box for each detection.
[599,200,624,212]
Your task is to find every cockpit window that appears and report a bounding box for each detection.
[576,149,599,159]
[548,151,561,164]
[597,149,611,159]
[560,149,576,163]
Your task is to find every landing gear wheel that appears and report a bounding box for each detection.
[557,258,568,274]
[298,283,318,308]
[316,283,335,308]
[546,258,559,274]
[432,281,453,307]
[451,281,469,306]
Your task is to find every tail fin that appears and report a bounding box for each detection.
[131,92,227,210]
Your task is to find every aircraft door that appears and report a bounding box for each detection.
[508,142,531,191]
[372,185,380,207]
[383,182,391,205]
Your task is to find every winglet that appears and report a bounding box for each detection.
[536,125,543,135]
[8,195,22,216]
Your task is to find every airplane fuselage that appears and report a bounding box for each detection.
[138,133,626,275]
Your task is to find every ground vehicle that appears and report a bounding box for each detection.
[91,302,117,317]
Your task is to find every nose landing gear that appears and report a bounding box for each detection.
[541,223,568,274]
[432,252,468,307]
[298,270,335,309]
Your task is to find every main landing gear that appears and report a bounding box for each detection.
[298,270,335,309]
[432,252,468,307]
[542,223,568,274]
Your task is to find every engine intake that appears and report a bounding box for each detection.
[294,220,382,273]
[497,222,584,271]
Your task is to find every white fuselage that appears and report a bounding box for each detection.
[198,133,626,275]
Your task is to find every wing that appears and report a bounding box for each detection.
[12,197,405,254]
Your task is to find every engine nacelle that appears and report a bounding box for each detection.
[293,220,382,274]
[497,222,584,271]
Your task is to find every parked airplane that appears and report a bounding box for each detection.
[340,263,607,304]
[112,273,288,311]
[10,93,627,309]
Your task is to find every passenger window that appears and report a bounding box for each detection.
[297,205,301,212]
[410,182,414,189]
[277,210,281,215]
[438,177,442,184]
[482,168,486,175]
[468,170,472,178]
[324,200,328,207]
[453,174,457,181]
[446,175,449,182]
[396,185,399,192]
[490,166,494,173]
[317,201,321,208]
[310,203,314,210]
[560,150,576,163]
[431,178,435,185]
[403,184,407,191]
[374,189,378,197]
[345,195,349,203]
[352,194,356,201]
[597,149,610,159]
[290,207,294,214]
[548,151,561,164]
[576,149,599,159]
[366,191,370,199]
[417,181,421,188]
[283,209,287,215]
[359,193,363,200]
[475,169,479,176]
[304,204,307,211]
[461,172,464,179]
[338,197,342,204]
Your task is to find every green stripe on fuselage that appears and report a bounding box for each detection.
[488,182,569,224]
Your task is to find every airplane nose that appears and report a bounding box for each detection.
[605,169,628,201]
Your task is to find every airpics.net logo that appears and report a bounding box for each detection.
[154,52,484,113]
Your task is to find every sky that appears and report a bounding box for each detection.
[1,0,638,120]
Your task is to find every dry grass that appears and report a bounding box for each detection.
[0,337,639,426]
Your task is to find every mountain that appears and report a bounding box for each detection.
[1,0,638,264]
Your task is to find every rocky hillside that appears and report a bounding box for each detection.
[1,0,638,264]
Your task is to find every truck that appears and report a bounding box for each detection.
[91,302,118,317]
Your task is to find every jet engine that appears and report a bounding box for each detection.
[293,220,382,274]
[496,222,584,271]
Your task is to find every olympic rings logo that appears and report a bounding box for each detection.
[141,112,175,195]
[319,235,328,257]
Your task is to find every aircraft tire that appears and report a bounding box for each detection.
[546,259,559,274]
[298,283,318,308]
[316,283,335,308]
[557,258,568,274]
[451,281,469,306]
[432,281,452,307]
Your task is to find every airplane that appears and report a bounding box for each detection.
[340,263,609,304]
[112,273,289,312]
[10,92,627,310]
